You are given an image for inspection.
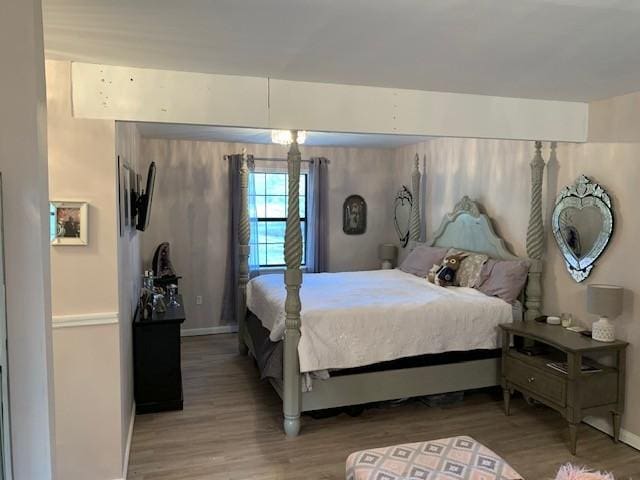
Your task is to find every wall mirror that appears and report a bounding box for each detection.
[552,175,613,282]
[394,186,413,247]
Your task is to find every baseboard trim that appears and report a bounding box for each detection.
[52,312,119,329]
[120,402,135,480]
[584,416,640,452]
[180,325,238,337]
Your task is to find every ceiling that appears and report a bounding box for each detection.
[136,123,431,149]
[43,0,640,102]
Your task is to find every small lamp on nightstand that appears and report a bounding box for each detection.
[378,243,398,270]
[587,284,623,342]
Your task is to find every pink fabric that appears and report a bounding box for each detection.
[399,245,449,278]
[477,259,529,304]
[555,464,615,480]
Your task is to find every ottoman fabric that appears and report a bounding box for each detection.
[346,435,522,480]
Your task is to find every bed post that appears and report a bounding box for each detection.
[237,151,250,355]
[283,133,303,437]
[525,141,545,320]
[409,153,421,241]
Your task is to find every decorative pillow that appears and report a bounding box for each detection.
[554,464,614,480]
[478,259,529,304]
[446,248,489,287]
[399,245,449,278]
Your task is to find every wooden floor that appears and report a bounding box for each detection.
[128,334,640,479]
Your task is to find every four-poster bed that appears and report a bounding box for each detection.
[236,136,546,437]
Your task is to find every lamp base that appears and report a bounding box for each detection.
[592,316,615,342]
[381,260,393,270]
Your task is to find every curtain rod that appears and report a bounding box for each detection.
[253,157,312,164]
[224,155,318,164]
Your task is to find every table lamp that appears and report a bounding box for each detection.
[587,284,623,342]
[378,244,398,270]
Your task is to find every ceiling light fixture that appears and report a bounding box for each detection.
[271,129,307,145]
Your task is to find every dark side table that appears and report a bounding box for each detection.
[133,296,186,414]
[500,321,627,455]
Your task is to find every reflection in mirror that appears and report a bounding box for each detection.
[552,175,613,283]
[559,206,604,259]
[394,186,413,247]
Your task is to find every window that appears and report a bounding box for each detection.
[250,172,307,267]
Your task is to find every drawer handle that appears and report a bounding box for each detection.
[527,376,536,383]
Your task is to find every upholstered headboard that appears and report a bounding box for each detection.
[408,196,522,262]
[408,196,531,317]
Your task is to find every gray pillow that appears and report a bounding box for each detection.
[399,246,449,278]
[477,259,529,304]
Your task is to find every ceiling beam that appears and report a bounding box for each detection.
[72,62,588,142]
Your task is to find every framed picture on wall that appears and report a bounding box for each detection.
[117,155,124,236]
[50,201,89,246]
[343,194,367,235]
[119,156,133,235]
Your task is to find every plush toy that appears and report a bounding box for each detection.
[427,252,468,287]
[426,263,441,284]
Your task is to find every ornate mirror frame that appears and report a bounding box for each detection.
[394,186,413,247]
[551,175,614,282]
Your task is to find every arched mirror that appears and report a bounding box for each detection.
[552,175,614,282]
[394,186,413,247]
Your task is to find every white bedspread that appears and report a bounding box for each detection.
[246,269,513,373]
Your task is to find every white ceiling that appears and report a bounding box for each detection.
[43,0,640,102]
[136,123,431,149]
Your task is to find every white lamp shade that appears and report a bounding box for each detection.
[587,284,623,319]
[378,243,398,262]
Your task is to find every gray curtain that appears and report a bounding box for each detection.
[307,157,329,273]
[220,154,243,324]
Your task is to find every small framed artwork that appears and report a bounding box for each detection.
[118,156,133,235]
[343,194,367,235]
[117,155,124,236]
[50,201,89,245]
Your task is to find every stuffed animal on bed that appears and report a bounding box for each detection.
[427,252,468,287]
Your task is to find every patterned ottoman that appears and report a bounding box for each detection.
[346,435,522,480]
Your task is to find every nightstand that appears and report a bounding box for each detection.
[500,321,628,455]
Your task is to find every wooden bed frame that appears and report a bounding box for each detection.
[237,138,547,436]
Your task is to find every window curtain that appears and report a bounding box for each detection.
[247,157,261,277]
[307,157,329,273]
[220,153,256,324]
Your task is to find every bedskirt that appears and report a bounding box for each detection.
[245,311,500,383]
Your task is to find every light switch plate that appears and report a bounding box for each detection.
[195,296,203,305]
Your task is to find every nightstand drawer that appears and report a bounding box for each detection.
[505,356,566,406]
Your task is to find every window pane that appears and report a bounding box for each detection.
[302,242,306,265]
[253,173,266,196]
[299,174,306,197]
[266,221,286,243]
[257,222,267,243]
[265,173,286,196]
[300,220,306,244]
[299,196,306,218]
[255,196,266,217]
[258,244,267,264]
[266,243,285,265]
[265,195,286,218]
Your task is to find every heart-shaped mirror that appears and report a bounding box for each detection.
[394,186,413,247]
[552,175,613,282]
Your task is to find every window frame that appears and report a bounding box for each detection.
[252,172,308,268]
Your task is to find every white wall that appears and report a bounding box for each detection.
[0,0,56,478]
[115,121,142,467]
[47,61,119,315]
[47,60,136,480]
[392,94,640,444]
[139,139,399,331]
